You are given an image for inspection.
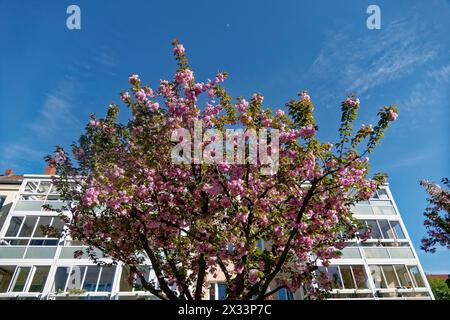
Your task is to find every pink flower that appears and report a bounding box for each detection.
[135,89,147,102]
[388,109,398,121]
[276,109,285,117]
[236,99,249,112]
[129,74,140,86]
[248,269,260,285]
[299,91,310,102]
[173,44,185,55]
[120,91,130,101]
[343,97,360,107]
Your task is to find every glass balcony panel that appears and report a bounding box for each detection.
[37,182,51,194]
[0,247,26,259]
[378,220,395,239]
[372,206,396,215]
[351,205,373,215]
[340,247,361,259]
[388,247,415,259]
[15,200,44,211]
[364,247,390,259]
[24,247,57,259]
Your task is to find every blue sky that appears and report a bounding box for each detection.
[0,0,449,273]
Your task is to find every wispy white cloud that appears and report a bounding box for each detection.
[309,19,437,98]
[28,78,80,137]
[428,62,450,83]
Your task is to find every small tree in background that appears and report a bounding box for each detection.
[420,178,450,253]
[46,41,398,300]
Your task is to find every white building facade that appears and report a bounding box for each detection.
[0,175,434,300]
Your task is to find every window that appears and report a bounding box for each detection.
[217,283,227,300]
[394,265,413,288]
[29,266,50,292]
[327,266,343,289]
[19,216,38,237]
[97,266,115,292]
[370,265,387,288]
[366,220,382,239]
[340,266,356,289]
[277,288,294,300]
[378,220,395,239]
[0,266,15,292]
[408,266,425,288]
[11,267,31,292]
[389,221,405,239]
[352,266,368,289]
[2,215,62,247]
[363,219,406,240]
[5,216,24,236]
[382,266,400,288]
[52,265,117,293]
[0,196,5,209]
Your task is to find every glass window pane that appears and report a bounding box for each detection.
[217,283,227,300]
[29,266,50,292]
[0,266,16,292]
[97,266,116,292]
[408,266,425,287]
[134,266,151,291]
[5,216,24,237]
[33,217,53,238]
[37,182,51,194]
[370,265,386,288]
[366,220,382,239]
[340,266,356,289]
[82,266,101,291]
[377,189,389,199]
[24,181,38,193]
[12,267,31,292]
[66,266,86,290]
[19,216,38,237]
[52,267,70,292]
[119,267,133,292]
[327,266,343,289]
[378,220,394,239]
[389,221,405,239]
[394,265,413,288]
[50,217,65,234]
[351,266,368,289]
[382,266,400,288]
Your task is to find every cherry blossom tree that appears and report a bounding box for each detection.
[419,178,450,253]
[46,40,398,300]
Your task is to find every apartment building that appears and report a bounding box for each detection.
[0,174,434,300]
